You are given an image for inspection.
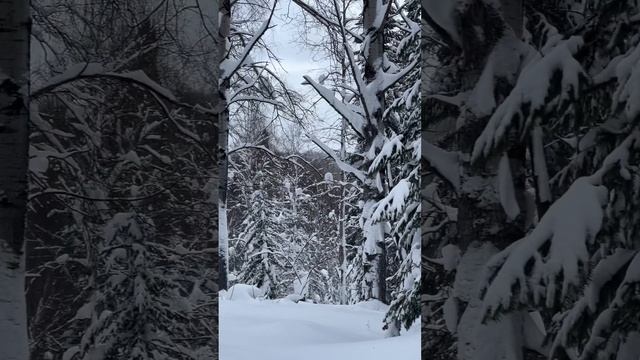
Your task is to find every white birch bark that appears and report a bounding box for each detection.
[0,0,30,358]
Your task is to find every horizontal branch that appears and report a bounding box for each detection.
[28,183,177,203]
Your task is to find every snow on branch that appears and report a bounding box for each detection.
[424,92,466,108]
[572,252,640,359]
[497,152,520,220]
[31,63,105,95]
[330,0,375,122]
[227,144,323,176]
[480,130,640,320]
[376,56,419,94]
[28,183,177,203]
[368,134,403,174]
[31,63,179,103]
[481,177,608,318]
[227,95,281,107]
[423,139,460,189]
[370,178,411,223]
[305,133,367,184]
[593,43,640,121]
[472,36,586,161]
[220,0,277,82]
[590,128,640,182]
[302,75,366,137]
[551,249,637,359]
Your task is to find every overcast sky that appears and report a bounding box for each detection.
[262,0,343,152]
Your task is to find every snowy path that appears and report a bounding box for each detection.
[220,297,420,360]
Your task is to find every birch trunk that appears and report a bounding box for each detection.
[339,115,348,305]
[217,0,231,291]
[338,39,348,305]
[0,0,30,358]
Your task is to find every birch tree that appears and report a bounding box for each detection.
[0,1,30,358]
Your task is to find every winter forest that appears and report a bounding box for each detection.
[218,0,421,357]
[1,0,421,358]
[1,0,639,359]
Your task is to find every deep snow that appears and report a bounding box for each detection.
[219,286,420,360]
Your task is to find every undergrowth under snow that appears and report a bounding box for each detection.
[219,285,420,360]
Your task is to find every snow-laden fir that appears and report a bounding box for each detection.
[424,0,640,359]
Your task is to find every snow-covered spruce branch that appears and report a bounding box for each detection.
[368,134,403,174]
[370,171,416,224]
[422,139,460,189]
[247,249,308,292]
[471,36,587,161]
[376,56,419,94]
[592,42,640,122]
[393,0,419,34]
[480,129,640,320]
[424,92,466,108]
[550,248,640,359]
[305,133,368,183]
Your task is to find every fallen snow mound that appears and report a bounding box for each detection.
[354,299,389,312]
[221,284,265,301]
[277,293,306,303]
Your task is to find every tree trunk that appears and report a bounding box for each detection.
[217,0,231,291]
[339,115,348,305]
[361,0,389,304]
[0,0,30,358]
[218,110,229,290]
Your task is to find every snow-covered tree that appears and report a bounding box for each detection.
[71,213,210,359]
[292,0,421,335]
[234,169,290,298]
[423,0,640,359]
[378,0,422,336]
[26,1,218,358]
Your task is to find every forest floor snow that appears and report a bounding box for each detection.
[219,288,420,360]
